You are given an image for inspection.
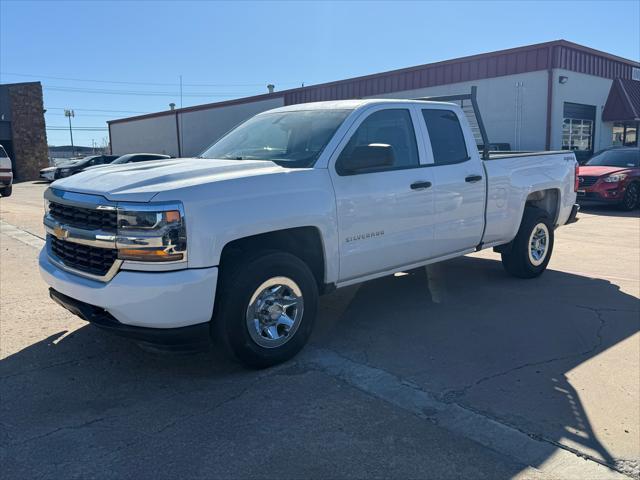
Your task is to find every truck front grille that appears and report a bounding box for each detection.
[578,176,599,188]
[49,235,118,277]
[49,202,117,233]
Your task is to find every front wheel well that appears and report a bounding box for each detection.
[219,227,326,290]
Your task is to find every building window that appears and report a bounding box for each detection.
[623,124,637,147]
[612,123,625,146]
[562,118,593,151]
[612,122,639,147]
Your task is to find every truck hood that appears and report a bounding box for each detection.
[52,158,290,202]
[578,165,628,177]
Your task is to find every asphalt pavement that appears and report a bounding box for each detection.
[1,181,638,479]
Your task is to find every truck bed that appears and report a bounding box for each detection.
[487,150,569,160]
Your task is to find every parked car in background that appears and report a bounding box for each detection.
[577,147,640,210]
[82,153,171,172]
[0,144,13,197]
[40,155,118,181]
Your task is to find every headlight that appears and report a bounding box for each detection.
[116,203,187,263]
[603,173,627,183]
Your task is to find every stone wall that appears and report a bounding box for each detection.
[8,82,48,180]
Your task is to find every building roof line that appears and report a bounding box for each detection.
[108,40,640,125]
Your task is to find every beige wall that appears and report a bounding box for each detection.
[109,97,284,158]
[178,97,284,157]
[550,69,614,152]
[110,115,179,157]
[370,71,550,151]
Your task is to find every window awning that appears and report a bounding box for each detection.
[603,78,640,122]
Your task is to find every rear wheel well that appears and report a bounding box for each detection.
[525,189,560,225]
[219,227,326,291]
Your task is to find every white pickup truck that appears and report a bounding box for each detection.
[40,92,579,367]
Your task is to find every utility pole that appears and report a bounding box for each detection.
[64,109,75,157]
[179,75,183,157]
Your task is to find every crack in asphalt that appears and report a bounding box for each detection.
[439,304,608,403]
[12,417,108,446]
[303,346,630,479]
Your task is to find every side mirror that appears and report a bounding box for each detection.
[337,143,395,174]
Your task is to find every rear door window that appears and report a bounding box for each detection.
[421,109,469,165]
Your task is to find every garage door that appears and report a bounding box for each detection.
[562,102,596,164]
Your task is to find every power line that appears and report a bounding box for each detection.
[2,71,301,88]
[45,107,150,114]
[47,126,108,130]
[45,112,135,118]
[44,85,255,97]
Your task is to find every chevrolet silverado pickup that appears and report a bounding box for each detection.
[39,91,579,367]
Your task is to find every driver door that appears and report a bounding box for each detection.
[329,106,436,283]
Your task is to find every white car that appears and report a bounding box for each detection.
[0,144,13,197]
[40,166,57,182]
[39,94,579,367]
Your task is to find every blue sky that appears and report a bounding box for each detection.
[1,0,639,147]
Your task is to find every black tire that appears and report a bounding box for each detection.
[619,183,639,211]
[212,251,318,369]
[0,185,12,197]
[501,207,554,279]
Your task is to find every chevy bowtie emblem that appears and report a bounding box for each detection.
[53,225,69,240]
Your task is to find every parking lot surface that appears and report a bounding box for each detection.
[1,182,639,479]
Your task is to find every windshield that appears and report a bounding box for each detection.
[69,156,97,167]
[586,149,639,168]
[112,156,133,165]
[200,109,352,168]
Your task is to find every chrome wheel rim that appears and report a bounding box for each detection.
[528,223,549,267]
[245,277,304,348]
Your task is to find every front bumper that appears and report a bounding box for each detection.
[577,186,625,204]
[40,171,55,181]
[39,248,218,330]
[49,288,211,351]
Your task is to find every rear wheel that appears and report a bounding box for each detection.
[620,183,639,211]
[501,207,554,279]
[213,251,318,368]
[0,185,12,197]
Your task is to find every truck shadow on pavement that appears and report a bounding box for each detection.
[1,256,638,478]
[312,255,640,475]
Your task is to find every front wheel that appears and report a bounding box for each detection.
[501,207,554,279]
[213,251,318,368]
[0,185,12,197]
[620,183,639,211]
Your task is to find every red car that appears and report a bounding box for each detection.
[577,147,640,210]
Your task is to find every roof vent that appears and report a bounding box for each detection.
[267,84,275,94]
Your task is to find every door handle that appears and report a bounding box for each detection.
[465,175,483,183]
[410,181,432,190]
